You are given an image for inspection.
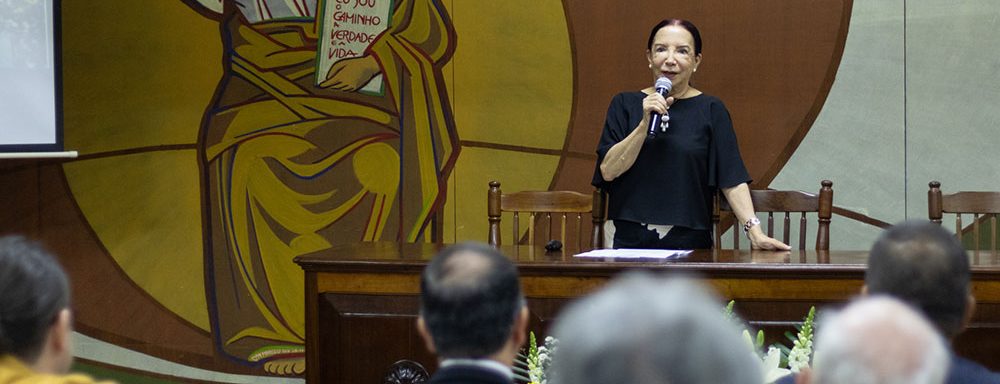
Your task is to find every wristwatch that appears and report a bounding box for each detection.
[743,217,761,235]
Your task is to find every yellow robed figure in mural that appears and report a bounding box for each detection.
[184,0,457,374]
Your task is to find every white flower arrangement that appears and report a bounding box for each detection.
[787,309,815,373]
[726,301,816,383]
[762,346,791,383]
[514,332,557,384]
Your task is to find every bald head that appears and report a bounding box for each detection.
[419,242,523,358]
[436,249,496,288]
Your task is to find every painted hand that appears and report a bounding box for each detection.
[321,55,381,92]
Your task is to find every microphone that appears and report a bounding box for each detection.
[647,76,673,137]
[544,239,563,252]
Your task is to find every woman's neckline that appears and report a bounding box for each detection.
[639,88,704,100]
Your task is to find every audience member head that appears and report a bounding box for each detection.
[417,242,527,363]
[0,235,74,373]
[548,272,761,384]
[806,296,949,384]
[866,220,971,339]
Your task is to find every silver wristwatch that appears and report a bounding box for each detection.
[743,217,761,235]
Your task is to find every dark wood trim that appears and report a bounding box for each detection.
[304,271,320,383]
[832,206,892,229]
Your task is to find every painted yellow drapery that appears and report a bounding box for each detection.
[199,0,457,364]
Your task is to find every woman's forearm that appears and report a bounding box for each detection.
[599,123,647,181]
[722,183,791,250]
[721,183,755,225]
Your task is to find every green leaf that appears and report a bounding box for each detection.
[784,330,797,343]
[724,300,736,320]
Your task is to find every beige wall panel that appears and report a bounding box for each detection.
[773,0,905,250]
[905,0,1000,233]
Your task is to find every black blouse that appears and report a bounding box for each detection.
[592,92,751,230]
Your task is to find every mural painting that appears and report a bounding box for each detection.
[184,0,458,374]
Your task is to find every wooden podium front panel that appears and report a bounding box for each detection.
[317,293,436,384]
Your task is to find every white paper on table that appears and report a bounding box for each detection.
[573,248,693,259]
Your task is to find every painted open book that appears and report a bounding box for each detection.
[315,0,394,94]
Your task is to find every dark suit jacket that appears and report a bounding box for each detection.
[775,372,795,384]
[426,364,512,384]
[948,355,1000,384]
[774,354,1000,384]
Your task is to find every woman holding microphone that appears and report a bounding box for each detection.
[594,19,789,251]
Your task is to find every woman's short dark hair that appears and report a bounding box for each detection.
[0,236,70,362]
[647,19,703,55]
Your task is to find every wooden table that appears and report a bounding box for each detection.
[295,243,1000,383]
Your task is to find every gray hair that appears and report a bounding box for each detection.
[812,296,949,384]
[548,272,761,384]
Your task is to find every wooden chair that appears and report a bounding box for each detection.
[714,180,833,250]
[928,181,1000,251]
[487,181,605,252]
